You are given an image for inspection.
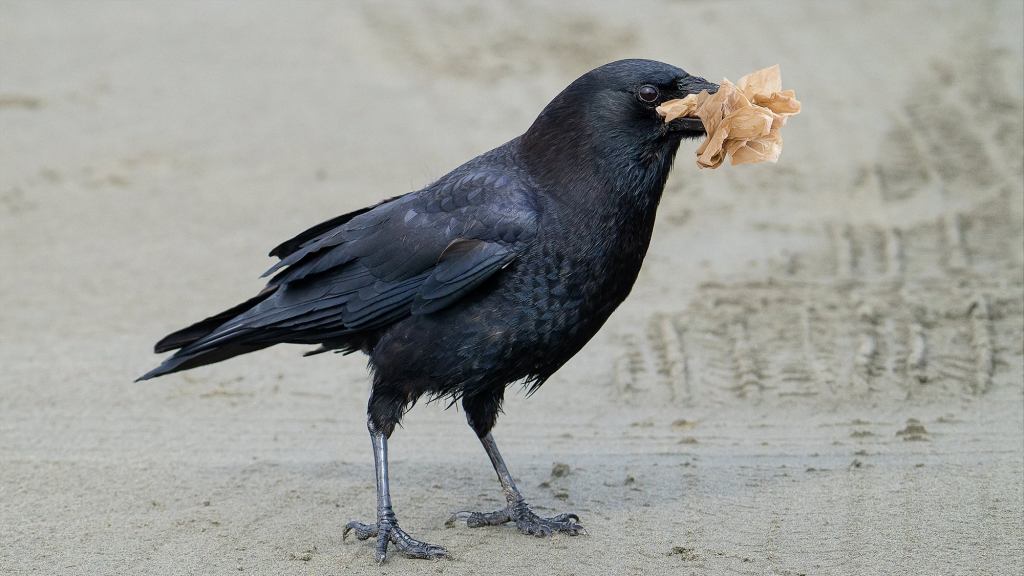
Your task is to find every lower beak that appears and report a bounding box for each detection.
[671,117,706,132]
[667,75,719,134]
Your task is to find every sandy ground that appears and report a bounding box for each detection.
[1,1,1022,575]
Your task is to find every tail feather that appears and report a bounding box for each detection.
[137,341,272,381]
[142,290,279,381]
[154,290,275,353]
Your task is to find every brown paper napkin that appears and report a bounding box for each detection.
[657,65,801,169]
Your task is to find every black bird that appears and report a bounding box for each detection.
[140,59,717,562]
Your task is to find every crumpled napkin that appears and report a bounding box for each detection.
[657,65,801,169]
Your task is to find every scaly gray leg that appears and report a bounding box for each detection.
[447,433,584,537]
[343,417,449,562]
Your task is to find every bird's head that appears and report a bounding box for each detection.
[521,59,718,185]
[526,59,717,140]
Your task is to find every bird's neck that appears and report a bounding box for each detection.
[518,118,681,220]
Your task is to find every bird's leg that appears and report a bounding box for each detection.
[343,416,448,562]
[447,433,584,537]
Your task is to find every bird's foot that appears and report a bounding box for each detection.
[446,499,585,537]
[343,517,449,562]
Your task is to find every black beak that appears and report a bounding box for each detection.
[677,74,719,95]
[668,74,719,134]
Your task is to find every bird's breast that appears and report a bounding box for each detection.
[506,204,659,348]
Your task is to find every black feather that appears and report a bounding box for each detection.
[267,194,405,259]
[153,289,275,353]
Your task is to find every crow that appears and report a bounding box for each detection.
[140,59,717,562]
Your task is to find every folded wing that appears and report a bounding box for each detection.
[146,167,538,376]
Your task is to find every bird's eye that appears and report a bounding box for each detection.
[637,85,660,103]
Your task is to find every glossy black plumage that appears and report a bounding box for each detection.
[141,59,716,440]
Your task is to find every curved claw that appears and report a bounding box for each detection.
[445,512,465,527]
[343,521,377,541]
[445,511,471,527]
[549,513,580,523]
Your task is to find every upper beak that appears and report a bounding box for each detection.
[678,74,719,95]
[667,74,719,133]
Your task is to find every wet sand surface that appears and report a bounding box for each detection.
[1,1,1022,575]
